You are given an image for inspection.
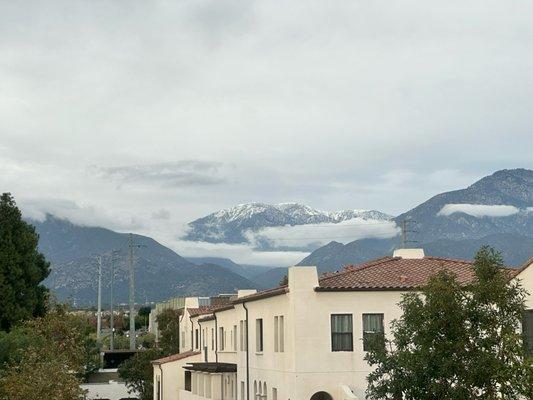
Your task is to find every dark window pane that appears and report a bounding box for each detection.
[363,313,384,351]
[331,314,353,351]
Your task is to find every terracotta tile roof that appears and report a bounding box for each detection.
[151,350,201,365]
[316,256,521,291]
[232,286,289,304]
[198,315,216,322]
[188,304,235,317]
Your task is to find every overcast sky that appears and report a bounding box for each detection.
[1,1,532,265]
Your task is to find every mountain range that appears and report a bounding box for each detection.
[299,169,533,271]
[31,216,262,306]
[184,202,392,245]
[28,168,533,306]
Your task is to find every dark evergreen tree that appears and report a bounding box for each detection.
[0,193,50,331]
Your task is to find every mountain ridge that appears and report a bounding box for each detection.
[184,202,392,245]
[299,169,533,270]
[30,215,259,306]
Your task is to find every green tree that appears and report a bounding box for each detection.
[0,306,90,400]
[0,193,50,331]
[157,309,181,354]
[137,306,151,329]
[139,332,156,349]
[365,246,533,399]
[118,347,163,400]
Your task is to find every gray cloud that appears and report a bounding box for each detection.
[88,161,226,188]
[19,198,146,230]
[1,1,533,265]
[438,204,520,218]
[151,208,171,220]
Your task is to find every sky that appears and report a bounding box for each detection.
[1,1,532,265]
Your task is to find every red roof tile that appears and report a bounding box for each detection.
[151,350,201,365]
[188,304,235,317]
[317,256,521,291]
[232,286,289,304]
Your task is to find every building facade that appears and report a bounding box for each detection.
[153,249,533,400]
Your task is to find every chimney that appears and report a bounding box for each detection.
[393,248,425,259]
[288,266,319,291]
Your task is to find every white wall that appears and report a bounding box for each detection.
[517,262,533,310]
[155,263,533,400]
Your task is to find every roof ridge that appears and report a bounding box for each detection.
[319,256,396,283]
[423,256,473,264]
[151,350,201,365]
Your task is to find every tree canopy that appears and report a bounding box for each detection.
[0,305,98,400]
[157,309,181,355]
[365,246,533,399]
[0,193,50,331]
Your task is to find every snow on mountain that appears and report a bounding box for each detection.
[183,202,393,244]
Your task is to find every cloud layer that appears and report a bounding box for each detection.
[1,1,533,265]
[437,204,520,218]
[244,218,400,249]
[88,161,226,188]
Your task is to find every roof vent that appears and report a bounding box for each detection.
[393,248,425,259]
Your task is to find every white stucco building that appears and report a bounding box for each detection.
[152,249,533,400]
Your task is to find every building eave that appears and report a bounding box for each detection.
[232,287,289,304]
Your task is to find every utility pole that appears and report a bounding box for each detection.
[128,234,143,350]
[110,253,115,351]
[96,255,102,341]
[400,219,418,248]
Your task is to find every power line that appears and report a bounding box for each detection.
[128,234,144,350]
[400,219,418,248]
[96,255,102,342]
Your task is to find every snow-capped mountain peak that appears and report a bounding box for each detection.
[184,202,393,244]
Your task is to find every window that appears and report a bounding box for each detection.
[274,317,279,352]
[279,316,284,352]
[256,319,263,352]
[211,328,214,350]
[233,325,238,350]
[239,320,244,351]
[195,329,199,349]
[184,371,191,391]
[244,320,248,350]
[181,331,185,349]
[363,313,385,351]
[219,327,225,351]
[331,314,353,351]
[272,387,278,400]
[241,381,245,400]
[274,316,284,353]
[524,310,533,356]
